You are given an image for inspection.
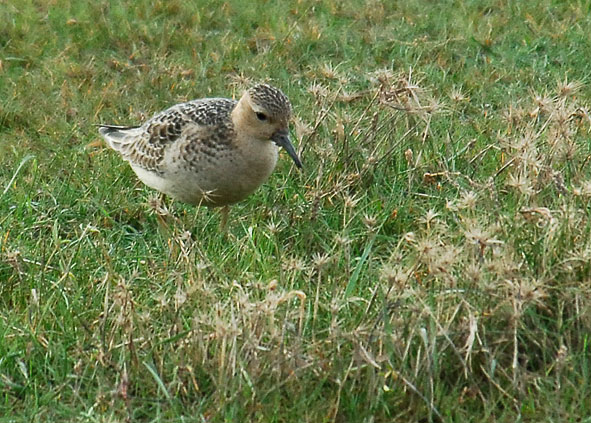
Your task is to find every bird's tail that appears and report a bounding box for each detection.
[97,124,142,152]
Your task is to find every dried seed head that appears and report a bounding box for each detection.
[416,238,438,257]
[419,209,440,228]
[555,344,568,365]
[312,252,331,270]
[320,63,342,80]
[282,256,309,272]
[506,172,535,196]
[266,220,282,234]
[465,262,482,283]
[458,191,478,210]
[403,232,416,243]
[334,234,352,246]
[464,225,489,245]
[404,148,414,165]
[307,83,329,99]
[362,214,378,229]
[154,293,168,308]
[449,87,468,103]
[557,77,583,98]
[174,288,187,308]
[533,93,554,113]
[294,117,313,142]
[147,196,170,216]
[381,264,409,288]
[343,194,360,209]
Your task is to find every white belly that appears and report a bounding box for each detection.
[131,142,279,207]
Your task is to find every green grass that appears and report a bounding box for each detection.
[2,0,591,421]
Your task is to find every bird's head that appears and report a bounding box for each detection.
[236,84,302,168]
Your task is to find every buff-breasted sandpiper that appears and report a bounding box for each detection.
[98,84,302,225]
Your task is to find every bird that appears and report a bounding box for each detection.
[98,83,302,227]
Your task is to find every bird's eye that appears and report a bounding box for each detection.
[255,112,268,121]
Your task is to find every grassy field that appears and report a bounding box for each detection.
[2,0,591,421]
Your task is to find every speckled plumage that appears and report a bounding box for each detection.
[98,84,301,209]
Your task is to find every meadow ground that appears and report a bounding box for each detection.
[1,0,591,421]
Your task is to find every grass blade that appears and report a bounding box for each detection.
[2,154,35,197]
[142,361,171,401]
[344,235,375,298]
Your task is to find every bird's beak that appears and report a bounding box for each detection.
[272,129,302,169]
